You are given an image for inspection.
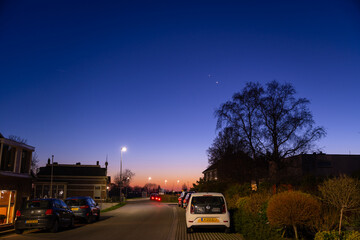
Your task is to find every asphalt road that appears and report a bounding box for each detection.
[3,199,243,240]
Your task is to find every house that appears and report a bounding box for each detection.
[34,160,109,201]
[279,153,360,179]
[0,133,34,228]
[202,153,360,184]
[202,163,218,181]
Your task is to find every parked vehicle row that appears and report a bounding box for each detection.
[14,196,100,234]
[178,191,194,208]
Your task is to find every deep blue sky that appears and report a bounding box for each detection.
[1,0,359,187]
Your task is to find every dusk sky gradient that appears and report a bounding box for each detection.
[1,0,360,188]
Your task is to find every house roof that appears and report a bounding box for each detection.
[202,162,219,173]
[37,164,107,177]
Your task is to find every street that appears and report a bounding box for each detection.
[3,199,243,240]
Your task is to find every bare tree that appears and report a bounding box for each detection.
[207,127,254,183]
[216,80,325,181]
[318,175,360,237]
[114,169,135,186]
[31,152,39,173]
[8,135,27,144]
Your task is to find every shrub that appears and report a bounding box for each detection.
[234,193,282,240]
[267,191,321,239]
[319,175,360,237]
[310,205,339,233]
[224,183,251,209]
[314,230,360,240]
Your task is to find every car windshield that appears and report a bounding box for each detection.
[23,200,51,209]
[65,199,87,206]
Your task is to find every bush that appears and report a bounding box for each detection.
[315,230,360,240]
[267,191,321,239]
[234,193,282,240]
[224,183,251,209]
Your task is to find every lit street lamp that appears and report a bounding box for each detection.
[120,147,127,202]
[147,177,151,196]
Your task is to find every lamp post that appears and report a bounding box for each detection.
[164,180,167,194]
[120,147,127,202]
[148,177,151,196]
[50,155,54,198]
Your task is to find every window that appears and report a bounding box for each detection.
[94,185,101,199]
[0,145,16,171]
[0,190,16,225]
[20,150,30,173]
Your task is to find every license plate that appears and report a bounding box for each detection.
[199,218,219,223]
[71,208,79,211]
[26,220,38,224]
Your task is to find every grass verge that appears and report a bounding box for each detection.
[101,202,127,213]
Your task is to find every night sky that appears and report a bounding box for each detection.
[1,0,359,188]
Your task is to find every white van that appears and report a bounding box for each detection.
[185,192,230,233]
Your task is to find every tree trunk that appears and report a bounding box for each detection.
[338,207,344,239]
[293,224,298,240]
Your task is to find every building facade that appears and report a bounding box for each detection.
[280,153,360,179]
[34,161,109,202]
[0,133,34,228]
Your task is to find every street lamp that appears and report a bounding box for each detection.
[147,177,151,196]
[164,180,167,194]
[120,147,127,202]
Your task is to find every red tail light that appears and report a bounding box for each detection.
[16,210,21,217]
[190,205,194,214]
[45,209,53,215]
[80,205,89,209]
[222,204,226,214]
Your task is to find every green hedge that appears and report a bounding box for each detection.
[314,230,360,240]
[234,197,282,240]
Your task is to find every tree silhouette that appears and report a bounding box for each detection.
[216,80,325,182]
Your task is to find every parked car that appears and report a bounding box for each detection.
[183,192,193,209]
[185,192,230,233]
[178,191,194,207]
[65,196,100,223]
[14,198,74,234]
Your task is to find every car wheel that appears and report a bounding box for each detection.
[50,219,59,233]
[15,229,24,234]
[86,215,93,224]
[186,227,193,233]
[225,227,231,233]
[96,213,100,221]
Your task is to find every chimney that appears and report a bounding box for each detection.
[96,161,99,165]
[48,158,51,164]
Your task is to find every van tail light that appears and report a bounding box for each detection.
[16,210,21,217]
[190,205,194,214]
[80,205,89,209]
[222,204,226,214]
[45,209,53,215]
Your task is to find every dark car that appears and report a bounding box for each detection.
[150,193,161,201]
[178,191,194,207]
[15,198,74,234]
[183,192,193,209]
[65,196,100,223]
